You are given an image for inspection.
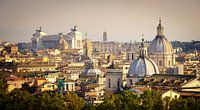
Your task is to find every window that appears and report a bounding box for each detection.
[108,79,111,88]
[129,79,133,85]
[132,54,134,60]
[117,78,120,90]
[127,54,129,60]
[66,84,69,90]
[175,95,177,99]
[168,60,171,66]
[72,84,74,91]
[159,60,162,66]
[52,85,55,89]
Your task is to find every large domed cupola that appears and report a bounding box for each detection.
[147,19,176,73]
[148,18,173,54]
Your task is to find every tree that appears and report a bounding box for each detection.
[116,90,140,110]
[34,91,66,110]
[97,91,141,110]
[96,94,117,110]
[169,98,188,110]
[83,104,96,110]
[163,97,171,110]
[63,92,85,110]
[169,97,200,110]
[139,90,163,110]
[185,97,200,110]
[6,89,35,110]
[0,81,8,110]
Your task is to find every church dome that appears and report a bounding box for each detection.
[128,39,159,77]
[148,36,173,54]
[84,68,101,76]
[148,19,173,54]
[128,56,159,77]
[83,59,102,76]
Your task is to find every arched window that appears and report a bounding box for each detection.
[168,60,170,66]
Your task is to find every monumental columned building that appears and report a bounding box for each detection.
[148,19,176,73]
[31,26,83,51]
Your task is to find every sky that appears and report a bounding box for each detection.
[0,0,200,43]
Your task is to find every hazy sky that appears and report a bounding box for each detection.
[0,0,200,43]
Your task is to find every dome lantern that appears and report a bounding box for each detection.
[157,18,164,36]
[139,36,147,57]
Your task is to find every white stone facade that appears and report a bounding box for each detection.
[31,26,83,51]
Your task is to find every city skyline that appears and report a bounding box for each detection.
[0,0,200,43]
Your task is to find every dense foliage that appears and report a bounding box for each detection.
[0,89,85,110]
[0,79,200,110]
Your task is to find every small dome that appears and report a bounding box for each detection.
[84,68,101,76]
[128,56,159,77]
[148,35,173,54]
[129,38,159,77]
[83,59,101,76]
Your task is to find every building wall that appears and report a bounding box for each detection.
[106,70,122,91]
[43,40,58,49]
[126,77,140,87]
[162,90,180,100]
[4,45,18,54]
[63,82,75,91]
[182,78,200,92]
[149,53,176,73]
[41,83,57,92]
[92,42,122,54]
[17,65,57,72]
[31,29,83,51]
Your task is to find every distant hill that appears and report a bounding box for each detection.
[171,40,200,53]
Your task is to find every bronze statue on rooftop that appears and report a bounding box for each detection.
[36,26,42,32]
[71,25,77,31]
